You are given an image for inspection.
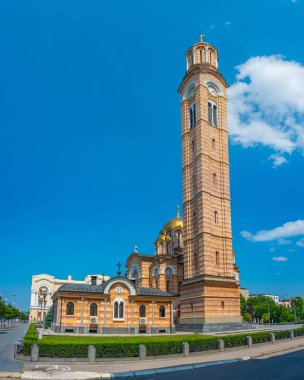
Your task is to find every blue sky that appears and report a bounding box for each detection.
[0,0,304,310]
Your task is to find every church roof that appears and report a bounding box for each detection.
[136,287,172,297]
[57,283,104,293]
[56,282,173,297]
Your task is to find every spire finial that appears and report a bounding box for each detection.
[134,245,138,253]
[199,34,205,43]
[117,262,122,276]
[176,205,180,217]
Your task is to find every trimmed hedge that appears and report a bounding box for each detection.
[21,324,304,358]
[293,326,304,337]
[23,323,38,355]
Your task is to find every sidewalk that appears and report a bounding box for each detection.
[8,335,304,379]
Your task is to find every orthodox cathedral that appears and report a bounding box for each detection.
[51,36,242,334]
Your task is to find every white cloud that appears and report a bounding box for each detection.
[272,256,288,262]
[296,238,304,247]
[269,154,288,168]
[224,21,232,26]
[241,220,304,242]
[228,55,304,163]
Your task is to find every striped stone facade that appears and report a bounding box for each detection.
[177,38,241,327]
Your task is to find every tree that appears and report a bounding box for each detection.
[290,297,304,322]
[262,313,270,323]
[44,306,53,328]
[243,313,252,322]
[240,294,247,315]
[247,295,276,322]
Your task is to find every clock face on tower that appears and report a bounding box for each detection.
[208,86,217,96]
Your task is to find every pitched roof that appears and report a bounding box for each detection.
[57,283,104,293]
[136,287,172,297]
[56,281,173,297]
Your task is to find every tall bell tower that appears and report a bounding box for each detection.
[177,36,241,328]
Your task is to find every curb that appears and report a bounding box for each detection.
[0,372,21,379]
[18,358,251,379]
[114,357,251,378]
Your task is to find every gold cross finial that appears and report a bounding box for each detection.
[200,34,205,42]
[176,205,180,217]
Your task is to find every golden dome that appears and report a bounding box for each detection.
[155,233,167,243]
[162,206,183,232]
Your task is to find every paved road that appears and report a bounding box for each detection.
[127,349,304,380]
[0,323,28,372]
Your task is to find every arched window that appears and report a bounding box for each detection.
[214,211,218,225]
[193,251,198,265]
[213,104,218,126]
[131,269,139,283]
[90,303,97,316]
[213,173,217,185]
[191,140,195,155]
[165,267,173,277]
[159,305,166,317]
[189,103,196,128]
[221,301,225,309]
[166,280,170,293]
[208,101,218,127]
[139,305,146,317]
[212,138,216,149]
[192,175,196,194]
[113,299,124,320]
[199,49,203,63]
[208,102,212,124]
[66,302,74,316]
[193,211,197,226]
[216,251,220,265]
[166,242,171,254]
[153,267,159,277]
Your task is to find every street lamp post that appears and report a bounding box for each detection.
[42,289,47,328]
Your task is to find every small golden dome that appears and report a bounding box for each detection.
[162,216,183,232]
[155,233,167,244]
[162,206,183,232]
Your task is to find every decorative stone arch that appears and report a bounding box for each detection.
[36,283,51,294]
[183,80,197,100]
[151,265,160,277]
[164,264,176,275]
[103,278,136,296]
[128,262,140,281]
[205,80,222,96]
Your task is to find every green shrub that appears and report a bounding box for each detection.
[243,313,252,322]
[22,323,38,355]
[293,326,304,337]
[188,337,218,352]
[274,330,290,340]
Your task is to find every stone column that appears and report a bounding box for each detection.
[151,301,155,331]
[170,301,175,332]
[30,291,35,306]
[80,297,85,325]
[131,300,134,328]
[103,299,107,327]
